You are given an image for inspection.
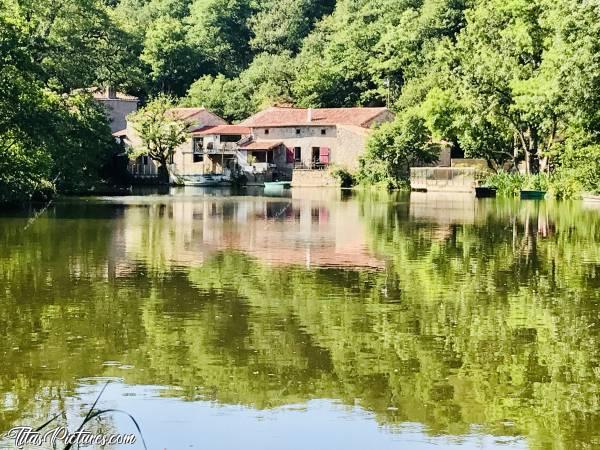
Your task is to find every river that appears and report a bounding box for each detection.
[1,188,599,449]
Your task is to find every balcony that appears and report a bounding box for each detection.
[294,161,329,170]
[201,142,239,155]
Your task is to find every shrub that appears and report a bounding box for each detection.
[331,167,356,188]
[357,111,438,190]
[484,171,524,197]
[484,171,552,197]
[549,169,582,199]
[523,173,550,191]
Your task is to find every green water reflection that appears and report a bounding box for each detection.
[0,190,599,449]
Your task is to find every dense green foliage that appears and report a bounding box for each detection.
[357,112,439,189]
[0,0,128,203]
[149,0,600,190]
[3,0,600,199]
[484,171,550,197]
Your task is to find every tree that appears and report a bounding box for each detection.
[249,0,335,54]
[184,75,255,123]
[128,95,189,184]
[452,0,559,174]
[6,0,142,93]
[0,13,116,202]
[357,111,439,188]
[184,53,298,122]
[141,17,203,96]
[186,0,255,77]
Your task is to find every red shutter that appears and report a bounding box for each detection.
[286,147,294,163]
[319,147,330,164]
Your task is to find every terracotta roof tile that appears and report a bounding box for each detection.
[240,107,391,128]
[239,140,284,150]
[192,125,251,135]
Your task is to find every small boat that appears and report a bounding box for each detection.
[475,186,497,198]
[520,190,546,200]
[264,181,291,189]
[183,174,231,186]
[582,193,600,203]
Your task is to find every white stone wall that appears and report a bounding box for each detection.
[250,125,372,171]
[98,99,138,133]
[251,126,337,167]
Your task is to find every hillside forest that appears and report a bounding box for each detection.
[2,0,600,200]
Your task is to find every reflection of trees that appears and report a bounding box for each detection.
[0,199,599,449]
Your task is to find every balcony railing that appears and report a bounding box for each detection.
[201,142,239,155]
[294,161,329,170]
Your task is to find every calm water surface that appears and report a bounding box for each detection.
[1,188,599,449]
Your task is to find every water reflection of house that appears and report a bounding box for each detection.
[115,192,383,270]
[409,192,478,225]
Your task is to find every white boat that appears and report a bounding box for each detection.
[583,193,600,203]
[179,174,231,186]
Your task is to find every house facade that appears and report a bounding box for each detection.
[123,105,394,186]
[126,108,228,181]
[238,106,394,185]
[91,87,139,134]
[190,125,252,176]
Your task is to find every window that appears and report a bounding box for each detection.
[252,151,267,163]
[296,128,301,135]
[294,147,302,161]
[312,147,320,163]
[193,137,203,152]
[264,129,270,135]
[267,151,274,164]
[221,134,242,143]
[168,153,174,164]
[193,137,204,162]
[321,129,326,135]
[142,155,149,165]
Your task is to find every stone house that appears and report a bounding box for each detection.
[91,87,139,134]
[238,106,394,185]
[126,108,228,181]
[191,125,252,176]
[123,105,394,186]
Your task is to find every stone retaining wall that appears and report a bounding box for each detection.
[291,169,341,187]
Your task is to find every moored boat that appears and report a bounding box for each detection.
[475,186,497,198]
[582,193,600,203]
[520,190,546,200]
[264,181,291,189]
[181,174,231,186]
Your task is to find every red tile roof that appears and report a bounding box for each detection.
[163,108,228,126]
[190,125,217,134]
[240,107,390,128]
[239,140,283,150]
[192,124,251,136]
[166,108,210,121]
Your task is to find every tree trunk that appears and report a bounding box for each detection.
[528,126,540,174]
[157,161,170,185]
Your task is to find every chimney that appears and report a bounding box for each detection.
[105,86,117,99]
[307,108,312,123]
